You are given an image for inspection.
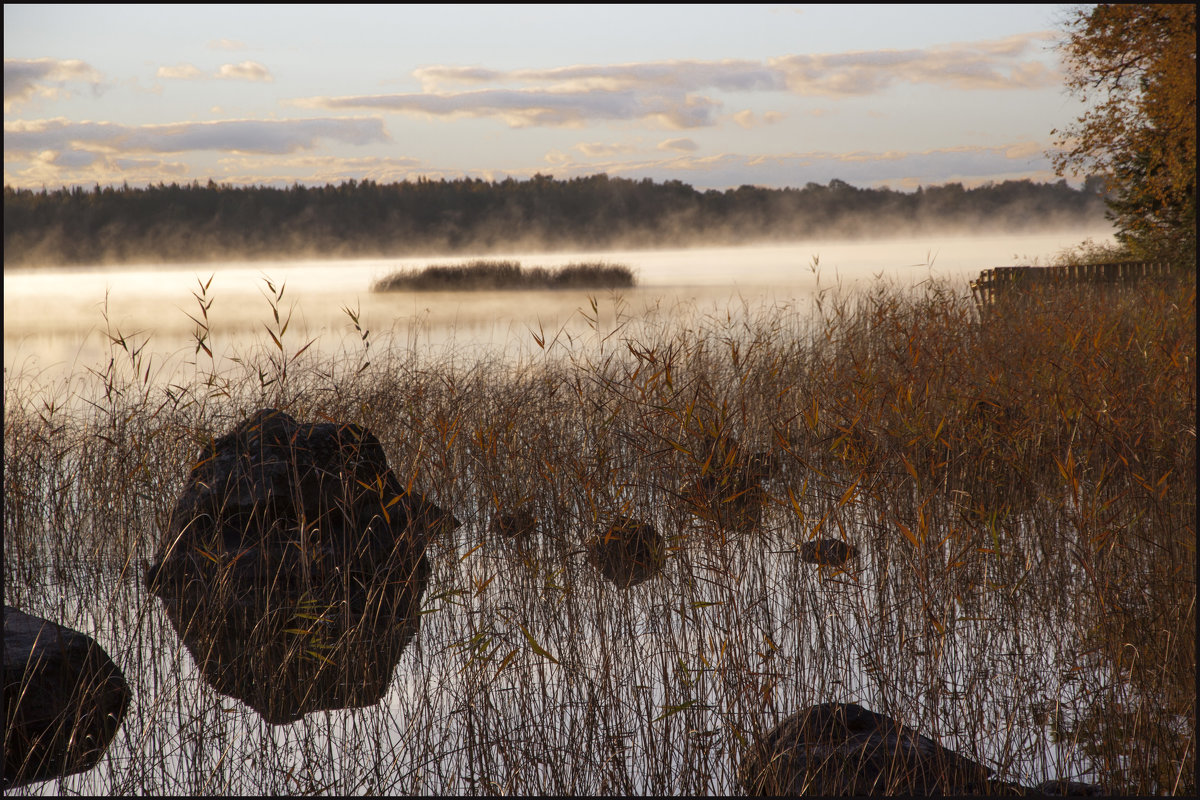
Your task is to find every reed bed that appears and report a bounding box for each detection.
[370,259,636,292]
[3,269,1194,795]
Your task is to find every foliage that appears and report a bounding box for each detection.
[2,174,1108,267]
[1052,4,1196,263]
[370,259,635,292]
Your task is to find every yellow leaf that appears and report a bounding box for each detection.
[519,624,559,664]
[786,486,805,521]
[838,476,861,508]
[653,699,706,722]
[493,648,519,681]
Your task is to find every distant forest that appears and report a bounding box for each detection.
[3,173,1110,267]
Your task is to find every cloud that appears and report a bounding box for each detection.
[157,61,274,82]
[214,154,423,185]
[413,34,1056,99]
[157,63,206,80]
[5,149,190,187]
[228,154,421,171]
[414,65,505,91]
[4,116,389,156]
[658,137,699,153]
[216,61,273,82]
[295,88,720,129]
[416,59,785,94]
[39,148,98,169]
[574,141,640,157]
[1003,141,1044,159]
[4,58,103,111]
[732,110,755,129]
[732,110,786,129]
[350,34,1059,133]
[768,32,1061,96]
[5,150,418,190]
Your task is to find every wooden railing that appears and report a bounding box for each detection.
[970,261,1175,319]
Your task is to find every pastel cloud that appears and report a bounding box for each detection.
[4,116,389,156]
[658,137,699,152]
[296,88,720,129]
[215,154,424,186]
[768,32,1060,96]
[6,149,189,187]
[4,58,103,111]
[1003,140,1044,159]
[157,61,274,82]
[415,59,785,93]
[326,34,1058,133]
[413,32,1056,98]
[732,110,785,129]
[574,141,640,157]
[157,63,207,80]
[216,61,273,82]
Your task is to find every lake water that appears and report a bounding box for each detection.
[9,497,1105,795]
[4,230,1112,397]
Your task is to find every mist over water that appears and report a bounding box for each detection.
[4,230,1113,395]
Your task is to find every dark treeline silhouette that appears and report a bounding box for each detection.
[3,173,1109,267]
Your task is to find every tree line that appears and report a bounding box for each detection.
[3,174,1109,267]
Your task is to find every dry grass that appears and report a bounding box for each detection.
[3,268,1194,795]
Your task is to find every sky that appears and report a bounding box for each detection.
[3,3,1090,193]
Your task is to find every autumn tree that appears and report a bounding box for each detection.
[1052,4,1196,263]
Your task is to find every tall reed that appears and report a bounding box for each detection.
[3,269,1193,795]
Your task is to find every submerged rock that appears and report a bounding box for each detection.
[492,503,539,540]
[739,702,1019,796]
[3,607,130,789]
[585,515,666,587]
[798,538,858,567]
[145,408,458,725]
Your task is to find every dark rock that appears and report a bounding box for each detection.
[144,408,458,725]
[798,538,858,567]
[739,702,1022,796]
[585,515,666,587]
[493,504,539,540]
[3,607,130,790]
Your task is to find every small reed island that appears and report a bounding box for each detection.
[371,259,635,292]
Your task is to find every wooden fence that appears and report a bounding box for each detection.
[970,261,1176,319]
